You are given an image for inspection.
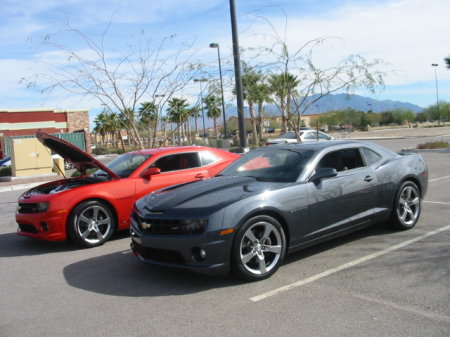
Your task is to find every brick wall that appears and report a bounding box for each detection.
[66,110,89,132]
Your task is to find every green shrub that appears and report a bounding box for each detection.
[0,166,12,177]
[71,168,99,177]
[417,141,449,149]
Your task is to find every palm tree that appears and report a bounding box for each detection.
[203,94,222,138]
[268,72,300,134]
[138,102,158,147]
[242,70,271,146]
[253,82,272,139]
[167,98,189,144]
[189,106,201,138]
[93,111,109,146]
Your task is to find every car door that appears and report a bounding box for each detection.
[135,152,207,200]
[306,148,378,240]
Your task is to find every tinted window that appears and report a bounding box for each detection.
[200,151,220,166]
[362,147,382,166]
[303,132,317,140]
[153,153,200,172]
[220,148,313,182]
[317,148,365,172]
[319,132,331,140]
[280,132,297,139]
[101,153,151,178]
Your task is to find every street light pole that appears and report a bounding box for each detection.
[229,0,247,149]
[431,63,440,126]
[194,78,208,139]
[209,43,228,139]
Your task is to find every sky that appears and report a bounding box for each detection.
[1,0,449,125]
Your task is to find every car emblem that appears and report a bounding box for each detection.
[140,222,152,230]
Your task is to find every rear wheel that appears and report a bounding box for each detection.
[231,215,286,281]
[68,200,116,248]
[389,181,421,230]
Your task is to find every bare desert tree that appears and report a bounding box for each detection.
[242,8,387,140]
[26,19,201,149]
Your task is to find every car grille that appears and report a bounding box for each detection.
[131,211,207,235]
[18,223,38,233]
[17,203,44,214]
[133,242,185,264]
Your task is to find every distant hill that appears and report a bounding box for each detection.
[226,94,423,117]
[301,94,423,114]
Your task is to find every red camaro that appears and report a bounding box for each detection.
[16,131,239,247]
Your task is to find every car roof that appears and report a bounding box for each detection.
[264,139,388,152]
[128,146,218,156]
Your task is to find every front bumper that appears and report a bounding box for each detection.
[130,224,234,276]
[16,211,67,242]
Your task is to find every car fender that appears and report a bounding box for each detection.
[222,197,291,240]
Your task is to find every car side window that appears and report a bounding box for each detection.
[303,132,317,140]
[319,132,331,140]
[199,151,220,166]
[362,147,382,166]
[317,148,365,172]
[152,153,200,172]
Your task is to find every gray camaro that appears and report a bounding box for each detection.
[130,141,428,281]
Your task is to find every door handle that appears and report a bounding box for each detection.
[195,174,205,179]
[364,175,373,182]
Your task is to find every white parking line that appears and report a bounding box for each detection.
[429,175,450,182]
[250,224,450,302]
[424,201,450,205]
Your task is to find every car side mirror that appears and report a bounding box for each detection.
[310,167,337,183]
[141,167,161,179]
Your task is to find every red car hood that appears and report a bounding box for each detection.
[36,131,120,179]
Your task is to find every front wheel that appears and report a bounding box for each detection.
[68,200,116,248]
[231,215,286,281]
[389,181,421,230]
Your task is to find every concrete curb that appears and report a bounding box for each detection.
[0,182,44,193]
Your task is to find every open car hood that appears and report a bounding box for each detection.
[36,131,120,179]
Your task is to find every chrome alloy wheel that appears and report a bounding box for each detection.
[239,221,283,275]
[396,184,420,226]
[75,204,113,245]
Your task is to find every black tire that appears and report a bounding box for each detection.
[67,200,116,248]
[389,181,421,230]
[231,215,286,281]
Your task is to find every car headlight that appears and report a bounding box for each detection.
[182,219,208,234]
[35,202,49,212]
[17,202,49,214]
[136,218,209,234]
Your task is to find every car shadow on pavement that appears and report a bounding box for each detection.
[63,250,241,297]
[0,232,75,257]
[62,224,398,297]
[0,228,132,258]
[282,222,397,266]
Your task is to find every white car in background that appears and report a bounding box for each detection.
[265,130,333,146]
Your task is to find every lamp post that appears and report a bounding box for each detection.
[209,43,228,139]
[229,0,247,149]
[431,63,440,125]
[194,78,208,138]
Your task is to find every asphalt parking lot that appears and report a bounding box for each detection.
[0,137,449,337]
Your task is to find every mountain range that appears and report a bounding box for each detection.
[300,94,423,114]
[227,94,423,117]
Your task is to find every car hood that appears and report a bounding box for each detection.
[267,138,297,143]
[136,175,284,214]
[36,131,119,179]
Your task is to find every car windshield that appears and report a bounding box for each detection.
[219,148,313,182]
[93,153,151,178]
[279,132,298,139]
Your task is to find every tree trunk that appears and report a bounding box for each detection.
[257,102,264,139]
[249,103,259,146]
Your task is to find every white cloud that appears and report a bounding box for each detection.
[1,0,449,110]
